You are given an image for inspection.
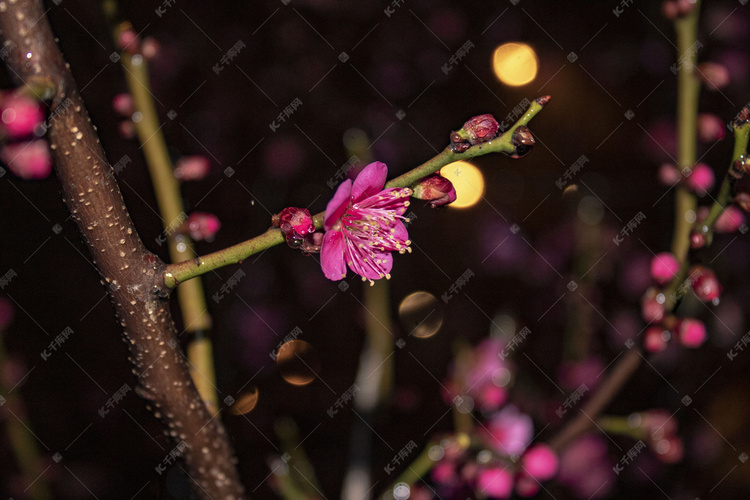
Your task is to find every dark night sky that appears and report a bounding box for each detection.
[1,1,750,498]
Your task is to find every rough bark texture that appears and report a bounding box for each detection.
[0,1,245,498]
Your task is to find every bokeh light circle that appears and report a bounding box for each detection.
[492,43,538,86]
[276,340,320,386]
[228,387,260,415]
[441,161,484,208]
[398,291,443,339]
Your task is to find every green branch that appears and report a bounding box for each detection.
[164,96,549,287]
[671,1,701,265]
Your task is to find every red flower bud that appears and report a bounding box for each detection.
[644,326,670,353]
[112,93,134,117]
[461,114,499,145]
[272,207,315,249]
[641,287,665,323]
[689,265,721,302]
[412,173,456,208]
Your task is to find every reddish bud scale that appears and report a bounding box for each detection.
[412,173,457,208]
[461,114,499,145]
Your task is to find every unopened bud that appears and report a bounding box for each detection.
[174,156,210,181]
[715,205,745,234]
[184,212,220,241]
[697,62,730,91]
[689,265,721,302]
[684,163,715,195]
[412,173,456,208]
[112,93,134,117]
[697,113,725,142]
[272,207,314,249]
[0,94,45,139]
[0,140,52,179]
[459,114,499,145]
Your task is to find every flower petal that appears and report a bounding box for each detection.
[324,179,353,230]
[351,161,387,202]
[320,230,347,280]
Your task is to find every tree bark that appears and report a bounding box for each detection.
[0,1,245,498]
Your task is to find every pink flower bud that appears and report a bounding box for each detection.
[1,95,45,139]
[112,93,134,117]
[684,163,714,195]
[521,444,559,481]
[677,318,707,347]
[461,114,499,145]
[0,140,52,179]
[431,461,459,487]
[644,326,670,352]
[476,467,513,499]
[697,113,725,142]
[173,155,210,181]
[690,265,721,302]
[117,28,140,54]
[654,435,684,463]
[690,231,706,249]
[658,163,680,186]
[118,120,135,139]
[650,252,679,285]
[661,1,679,19]
[641,288,665,323]
[715,205,745,233]
[186,212,220,241]
[142,37,160,59]
[412,173,456,208]
[697,62,730,91]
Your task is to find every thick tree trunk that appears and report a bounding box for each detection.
[0,1,245,498]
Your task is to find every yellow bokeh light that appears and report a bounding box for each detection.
[492,43,538,86]
[441,161,484,209]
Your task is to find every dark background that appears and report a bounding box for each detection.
[1,0,750,498]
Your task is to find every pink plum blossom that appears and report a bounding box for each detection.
[482,405,533,457]
[320,161,412,283]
